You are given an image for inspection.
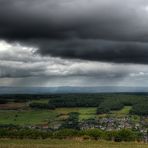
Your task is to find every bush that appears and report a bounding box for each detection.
[0,126,142,142]
[81,129,103,140]
[53,129,79,139]
[97,107,110,114]
[29,102,55,109]
[60,112,80,130]
[114,129,137,142]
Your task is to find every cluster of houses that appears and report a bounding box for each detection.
[26,116,148,135]
[79,116,148,134]
[80,117,133,130]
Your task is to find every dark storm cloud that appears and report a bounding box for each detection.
[1,0,148,63]
[34,39,148,64]
[1,0,148,41]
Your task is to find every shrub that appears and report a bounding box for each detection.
[53,129,79,139]
[114,129,137,142]
[29,102,55,109]
[81,129,103,140]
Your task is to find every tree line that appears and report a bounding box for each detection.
[0,126,144,142]
[1,93,148,115]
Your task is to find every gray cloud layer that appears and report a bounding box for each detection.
[0,41,129,78]
[1,41,148,87]
[1,0,148,63]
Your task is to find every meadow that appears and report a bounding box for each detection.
[0,109,58,125]
[0,94,137,126]
[0,139,148,148]
[0,106,134,126]
[0,107,97,125]
[0,98,98,125]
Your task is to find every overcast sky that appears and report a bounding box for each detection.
[1,0,148,87]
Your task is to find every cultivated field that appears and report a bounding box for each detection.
[0,103,26,110]
[0,106,137,125]
[0,106,97,125]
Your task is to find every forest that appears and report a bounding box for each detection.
[1,93,148,115]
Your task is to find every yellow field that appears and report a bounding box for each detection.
[0,139,148,148]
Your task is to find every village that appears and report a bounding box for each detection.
[26,116,148,135]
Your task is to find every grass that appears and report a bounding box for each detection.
[55,107,97,120]
[111,106,132,117]
[0,139,148,148]
[0,107,97,125]
[0,109,57,125]
[31,99,49,104]
[0,106,139,125]
[97,106,132,118]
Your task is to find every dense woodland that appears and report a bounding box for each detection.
[1,93,148,115]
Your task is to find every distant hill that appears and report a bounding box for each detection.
[0,86,148,94]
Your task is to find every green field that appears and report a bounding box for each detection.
[0,107,97,125]
[0,109,58,125]
[111,106,131,115]
[0,106,138,125]
[96,106,132,118]
[31,99,49,104]
[0,139,148,148]
[56,107,97,121]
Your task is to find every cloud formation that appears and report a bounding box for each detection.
[1,0,148,63]
[0,41,129,78]
[1,0,148,87]
[0,41,148,87]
